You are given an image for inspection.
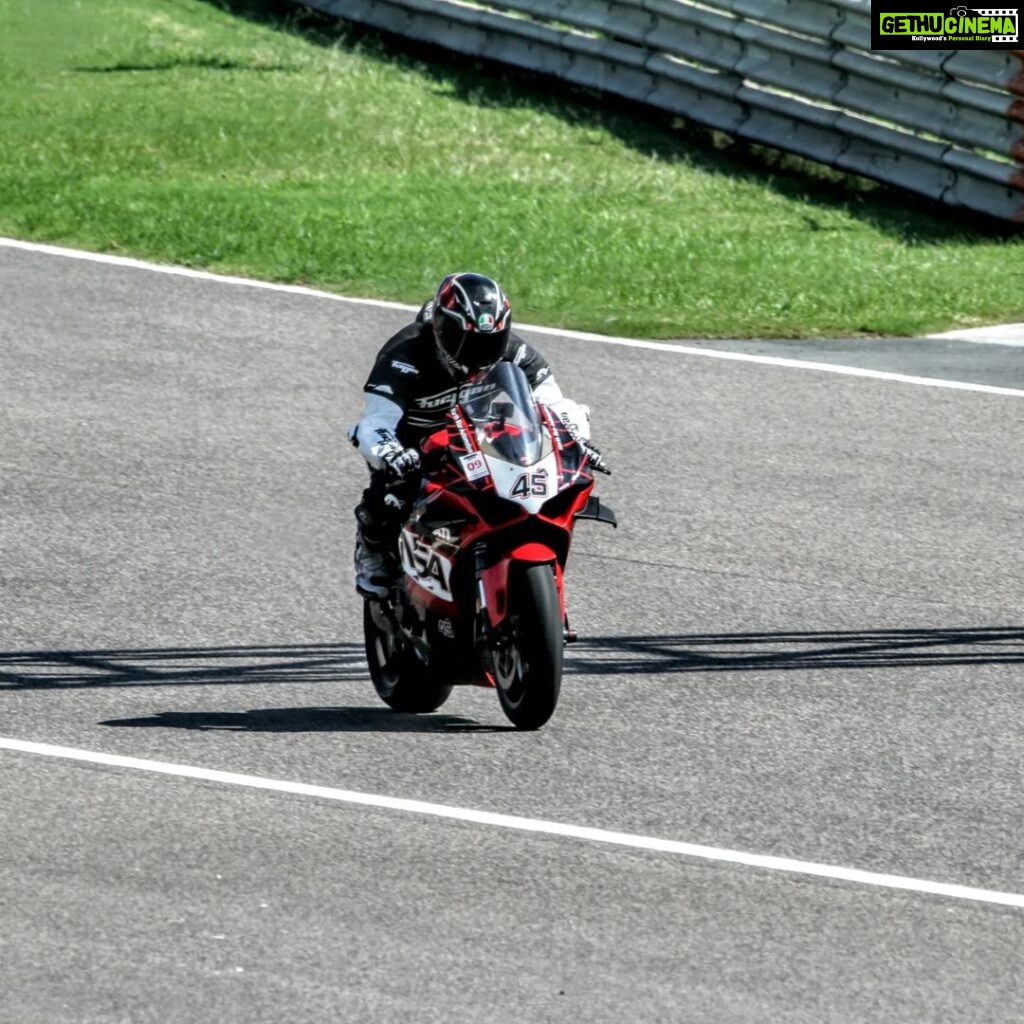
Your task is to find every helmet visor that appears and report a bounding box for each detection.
[461,325,509,371]
[436,314,509,372]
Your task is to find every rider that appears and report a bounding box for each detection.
[349,271,608,598]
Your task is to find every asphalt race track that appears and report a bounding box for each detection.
[3,241,1024,1023]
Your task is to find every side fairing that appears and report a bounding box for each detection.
[399,525,456,603]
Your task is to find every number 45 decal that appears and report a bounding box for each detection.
[511,469,548,498]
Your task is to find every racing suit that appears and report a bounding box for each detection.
[349,309,591,592]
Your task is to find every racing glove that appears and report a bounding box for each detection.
[373,438,421,479]
[580,438,611,475]
[553,405,610,475]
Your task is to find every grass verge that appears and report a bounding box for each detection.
[1,0,1021,338]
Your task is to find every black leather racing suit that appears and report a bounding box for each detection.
[349,316,564,557]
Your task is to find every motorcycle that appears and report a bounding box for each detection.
[362,360,617,730]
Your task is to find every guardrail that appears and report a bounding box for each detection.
[296,0,1024,223]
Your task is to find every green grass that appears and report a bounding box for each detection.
[1,0,1021,338]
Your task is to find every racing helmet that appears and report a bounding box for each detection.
[431,272,512,378]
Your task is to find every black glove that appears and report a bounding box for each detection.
[376,439,421,479]
[580,438,611,475]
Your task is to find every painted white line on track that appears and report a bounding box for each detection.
[0,236,418,313]
[527,335,1024,398]
[4,236,1024,399]
[927,324,1024,345]
[4,735,1024,910]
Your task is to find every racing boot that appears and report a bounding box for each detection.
[354,539,392,599]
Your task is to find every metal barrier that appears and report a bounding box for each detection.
[299,0,1024,222]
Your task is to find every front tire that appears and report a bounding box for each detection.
[363,602,452,713]
[493,564,563,730]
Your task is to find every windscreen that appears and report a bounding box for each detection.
[459,361,550,467]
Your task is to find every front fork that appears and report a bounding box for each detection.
[472,542,575,650]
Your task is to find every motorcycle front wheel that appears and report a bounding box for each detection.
[363,601,453,713]
[492,564,563,730]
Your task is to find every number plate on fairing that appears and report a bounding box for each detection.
[458,451,490,482]
[488,451,559,513]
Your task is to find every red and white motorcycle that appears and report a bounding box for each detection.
[363,360,616,729]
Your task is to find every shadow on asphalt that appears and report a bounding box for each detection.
[100,706,511,734]
[0,643,366,690]
[572,627,1024,674]
[2,627,1023,693]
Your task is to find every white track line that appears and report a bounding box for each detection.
[523,336,1024,398]
[3,236,1024,399]
[3,736,1023,910]
[0,236,417,312]
[926,324,1024,346]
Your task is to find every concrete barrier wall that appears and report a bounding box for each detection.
[297,0,1024,222]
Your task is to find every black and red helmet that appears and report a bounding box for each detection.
[431,272,512,378]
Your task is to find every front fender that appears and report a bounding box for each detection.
[479,544,562,630]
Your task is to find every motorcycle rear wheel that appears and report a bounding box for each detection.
[493,564,563,730]
[363,602,453,713]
